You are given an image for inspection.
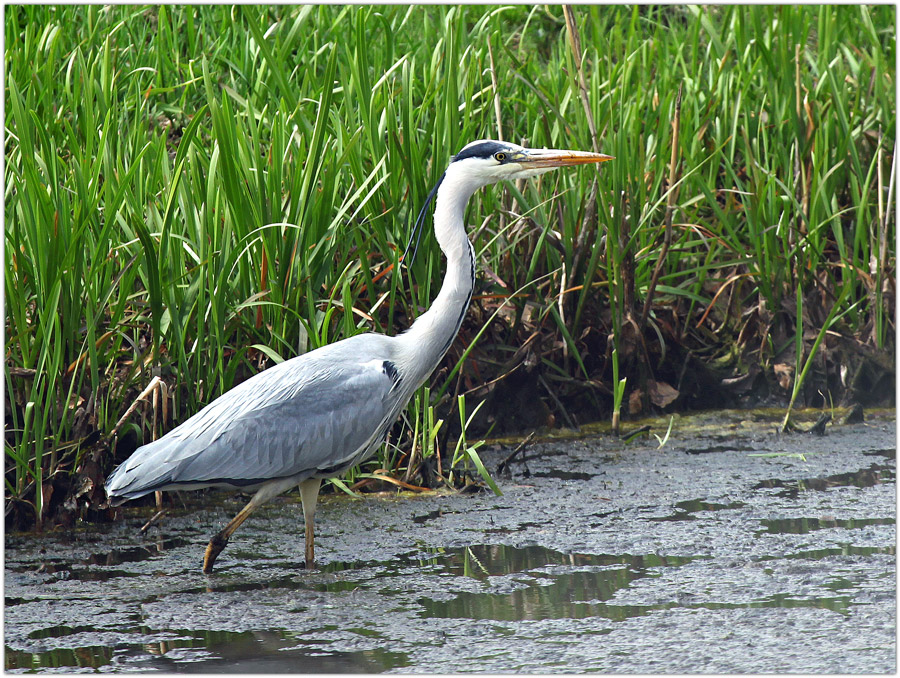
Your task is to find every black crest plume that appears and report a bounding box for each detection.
[400,171,445,268]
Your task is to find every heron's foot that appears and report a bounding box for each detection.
[203,533,229,574]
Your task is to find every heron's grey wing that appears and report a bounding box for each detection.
[106,340,403,501]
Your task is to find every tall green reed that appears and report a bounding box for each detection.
[4,5,893,521]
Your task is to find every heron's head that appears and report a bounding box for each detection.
[448,139,613,188]
[403,139,612,265]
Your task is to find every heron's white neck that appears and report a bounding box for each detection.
[397,169,484,386]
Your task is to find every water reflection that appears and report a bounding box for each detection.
[412,509,458,524]
[27,625,95,640]
[753,463,895,498]
[531,470,596,481]
[414,544,868,622]
[83,536,192,566]
[33,537,194,583]
[6,645,113,671]
[5,629,409,673]
[772,544,896,561]
[649,498,746,522]
[139,629,408,673]
[416,545,694,621]
[758,516,895,535]
[421,568,643,621]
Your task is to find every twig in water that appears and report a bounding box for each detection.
[806,413,831,436]
[497,431,537,476]
[140,509,167,534]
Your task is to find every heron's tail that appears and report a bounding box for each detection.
[104,437,179,506]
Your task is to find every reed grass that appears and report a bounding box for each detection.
[5,5,894,521]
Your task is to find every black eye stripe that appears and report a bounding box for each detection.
[452,141,508,162]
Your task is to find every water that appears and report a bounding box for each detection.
[418,545,697,621]
[5,632,408,673]
[4,409,895,673]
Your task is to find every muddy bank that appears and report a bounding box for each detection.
[6,310,895,536]
[5,409,895,673]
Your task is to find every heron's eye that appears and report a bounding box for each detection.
[494,152,506,162]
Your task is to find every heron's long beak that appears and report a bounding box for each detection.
[518,148,614,168]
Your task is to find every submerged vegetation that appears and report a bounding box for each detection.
[4,5,895,529]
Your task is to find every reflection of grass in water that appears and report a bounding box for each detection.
[5,645,114,671]
[82,537,193,566]
[413,543,886,622]
[774,544,896,562]
[756,516,895,535]
[649,498,747,522]
[7,628,409,672]
[414,544,699,621]
[752,462,896,498]
[420,574,860,622]
[412,543,693,579]
[146,629,409,671]
[26,625,96,641]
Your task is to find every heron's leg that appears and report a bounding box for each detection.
[298,477,322,569]
[203,500,258,574]
[202,477,297,574]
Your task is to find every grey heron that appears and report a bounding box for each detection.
[105,139,612,573]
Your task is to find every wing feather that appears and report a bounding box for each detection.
[106,335,403,501]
